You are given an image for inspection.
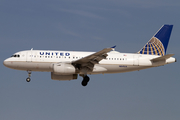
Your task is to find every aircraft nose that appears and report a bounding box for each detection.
[3,59,8,67]
[3,59,11,67]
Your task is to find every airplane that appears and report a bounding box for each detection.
[3,24,176,86]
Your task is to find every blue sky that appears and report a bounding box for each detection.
[0,0,180,120]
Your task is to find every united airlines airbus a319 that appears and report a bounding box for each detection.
[3,25,176,86]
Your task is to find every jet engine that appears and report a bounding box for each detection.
[51,72,78,80]
[53,63,76,75]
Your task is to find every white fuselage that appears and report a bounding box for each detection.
[3,50,176,75]
[3,25,176,86]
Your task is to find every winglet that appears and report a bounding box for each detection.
[111,45,116,48]
[111,45,116,51]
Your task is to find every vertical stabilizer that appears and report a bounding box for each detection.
[138,25,173,56]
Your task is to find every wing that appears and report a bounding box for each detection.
[72,47,114,73]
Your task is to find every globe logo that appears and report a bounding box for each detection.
[138,37,165,56]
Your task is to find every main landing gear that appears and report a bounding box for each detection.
[81,75,90,86]
[26,71,31,82]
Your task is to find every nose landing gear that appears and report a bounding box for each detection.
[26,77,31,82]
[26,71,32,82]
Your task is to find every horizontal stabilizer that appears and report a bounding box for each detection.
[150,54,174,62]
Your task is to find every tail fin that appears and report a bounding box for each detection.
[137,25,173,56]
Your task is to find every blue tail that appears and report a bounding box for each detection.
[138,25,173,56]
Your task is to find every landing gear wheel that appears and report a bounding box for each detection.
[26,71,32,82]
[26,77,31,82]
[81,76,90,86]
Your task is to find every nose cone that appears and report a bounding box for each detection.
[3,58,11,68]
[3,59,8,67]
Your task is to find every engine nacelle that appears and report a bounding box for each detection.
[53,63,76,75]
[51,72,78,80]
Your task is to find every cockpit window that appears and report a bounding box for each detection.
[11,54,20,57]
